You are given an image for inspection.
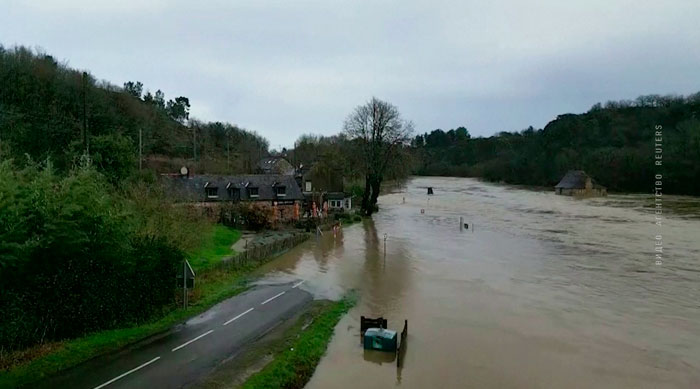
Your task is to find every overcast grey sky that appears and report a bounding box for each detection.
[2,0,699,148]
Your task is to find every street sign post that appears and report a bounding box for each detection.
[177,259,195,308]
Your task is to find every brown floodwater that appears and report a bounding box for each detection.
[253,177,700,388]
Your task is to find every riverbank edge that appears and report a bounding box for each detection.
[241,295,356,389]
[0,231,311,389]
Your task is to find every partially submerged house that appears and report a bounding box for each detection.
[165,173,304,223]
[555,170,607,197]
[327,192,352,211]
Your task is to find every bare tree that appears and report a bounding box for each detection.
[343,97,413,215]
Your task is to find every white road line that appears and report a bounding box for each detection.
[93,356,161,389]
[292,280,305,288]
[261,291,285,305]
[223,307,254,326]
[171,329,214,352]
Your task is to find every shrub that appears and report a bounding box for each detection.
[0,161,185,350]
[240,203,273,231]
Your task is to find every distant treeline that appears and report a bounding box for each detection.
[412,93,700,195]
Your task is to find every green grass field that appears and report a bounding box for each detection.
[187,225,241,271]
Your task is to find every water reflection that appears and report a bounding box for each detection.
[362,349,396,365]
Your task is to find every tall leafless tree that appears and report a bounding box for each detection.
[343,97,413,215]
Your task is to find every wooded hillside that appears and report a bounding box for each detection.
[412,94,700,195]
[0,46,268,178]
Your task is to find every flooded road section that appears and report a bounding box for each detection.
[254,177,700,388]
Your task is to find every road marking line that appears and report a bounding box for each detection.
[93,356,160,389]
[171,330,214,352]
[223,307,254,326]
[261,291,285,305]
[292,280,305,288]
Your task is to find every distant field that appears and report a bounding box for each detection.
[188,225,241,271]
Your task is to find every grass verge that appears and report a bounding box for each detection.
[241,295,356,389]
[187,225,241,271]
[0,227,249,389]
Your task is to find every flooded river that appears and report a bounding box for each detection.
[255,177,700,388]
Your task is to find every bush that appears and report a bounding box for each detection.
[0,161,185,350]
[240,203,273,231]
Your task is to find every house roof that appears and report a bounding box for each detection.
[164,174,304,202]
[555,170,606,189]
[326,192,348,200]
[257,157,294,175]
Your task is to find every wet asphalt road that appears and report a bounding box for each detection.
[35,281,311,389]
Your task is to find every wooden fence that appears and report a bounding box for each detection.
[397,319,408,367]
[360,316,388,333]
[217,232,309,270]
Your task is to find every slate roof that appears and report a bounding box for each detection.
[164,174,304,202]
[555,170,605,189]
[326,192,348,200]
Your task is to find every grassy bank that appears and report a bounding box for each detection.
[188,225,241,271]
[0,226,245,388]
[242,296,356,389]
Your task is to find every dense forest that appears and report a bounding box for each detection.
[412,94,700,195]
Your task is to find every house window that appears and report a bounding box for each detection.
[228,188,240,200]
[305,181,312,192]
[275,186,286,196]
[205,187,218,199]
[248,187,259,198]
[330,200,342,208]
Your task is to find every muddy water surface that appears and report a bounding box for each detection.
[254,177,700,388]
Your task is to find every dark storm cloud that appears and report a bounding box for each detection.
[2,0,699,147]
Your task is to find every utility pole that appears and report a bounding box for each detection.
[82,72,88,152]
[227,134,230,171]
[183,260,187,309]
[139,128,143,171]
[383,233,388,268]
[193,127,197,161]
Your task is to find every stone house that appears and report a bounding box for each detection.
[555,170,607,197]
[165,173,304,223]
